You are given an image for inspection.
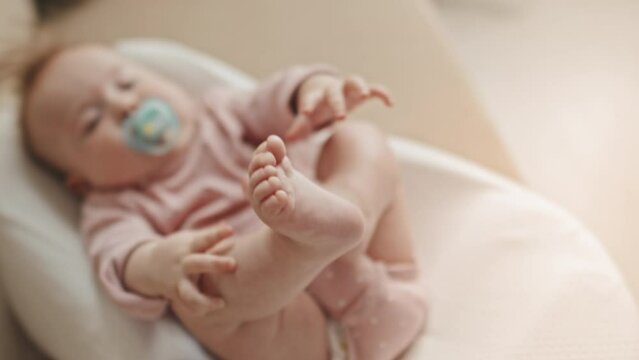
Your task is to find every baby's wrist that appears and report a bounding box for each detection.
[124,241,165,298]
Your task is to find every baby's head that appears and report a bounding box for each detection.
[17,42,197,191]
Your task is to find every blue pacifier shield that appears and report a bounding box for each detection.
[123,98,180,155]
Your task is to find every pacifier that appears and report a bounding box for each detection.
[122,98,180,155]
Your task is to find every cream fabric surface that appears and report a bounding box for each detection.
[0,39,637,359]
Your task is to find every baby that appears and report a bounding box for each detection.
[18,43,426,360]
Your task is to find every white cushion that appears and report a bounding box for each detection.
[0,39,637,360]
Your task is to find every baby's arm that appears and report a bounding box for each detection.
[285,73,393,141]
[216,65,337,145]
[81,194,236,319]
[211,66,393,145]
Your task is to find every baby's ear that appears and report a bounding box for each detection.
[65,174,91,196]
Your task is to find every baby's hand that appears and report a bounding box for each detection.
[151,223,237,316]
[285,73,393,141]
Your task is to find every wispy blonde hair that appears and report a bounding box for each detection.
[1,34,72,179]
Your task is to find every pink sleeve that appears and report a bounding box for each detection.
[211,64,337,145]
[80,193,168,320]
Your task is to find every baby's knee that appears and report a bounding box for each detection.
[334,121,386,145]
[336,121,401,180]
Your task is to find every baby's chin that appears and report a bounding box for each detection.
[84,141,191,190]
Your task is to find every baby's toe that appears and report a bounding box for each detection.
[249,152,277,173]
[261,190,289,215]
[249,165,277,190]
[274,189,292,208]
[265,135,287,164]
[252,140,268,156]
[253,176,284,202]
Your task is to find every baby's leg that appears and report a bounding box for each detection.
[173,137,366,359]
[176,288,330,360]
[315,122,416,264]
[356,129,420,280]
[309,122,426,359]
[367,184,419,279]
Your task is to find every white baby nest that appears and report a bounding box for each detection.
[0,38,637,359]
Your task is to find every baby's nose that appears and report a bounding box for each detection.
[120,95,139,118]
[107,90,139,120]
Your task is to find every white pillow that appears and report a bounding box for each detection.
[1,39,637,360]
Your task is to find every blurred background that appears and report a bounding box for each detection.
[436,0,639,302]
[1,0,637,305]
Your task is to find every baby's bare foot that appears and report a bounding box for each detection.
[247,135,364,247]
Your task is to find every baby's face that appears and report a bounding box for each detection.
[26,45,196,189]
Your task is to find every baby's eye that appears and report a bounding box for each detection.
[118,77,136,91]
[117,68,137,91]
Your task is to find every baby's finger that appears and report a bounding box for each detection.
[326,86,346,120]
[190,224,234,252]
[344,75,370,99]
[299,89,324,115]
[285,114,313,142]
[182,253,237,274]
[369,84,394,107]
[177,278,225,315]
[206,238,235,255]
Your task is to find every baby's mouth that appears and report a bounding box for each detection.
[122,98,181,156]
